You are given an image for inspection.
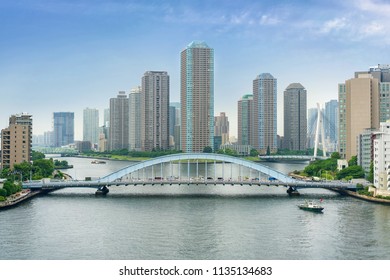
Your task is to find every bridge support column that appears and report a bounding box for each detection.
[286,186,300,196]
[95,186,109,196]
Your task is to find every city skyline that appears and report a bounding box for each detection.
[1,0,390,139]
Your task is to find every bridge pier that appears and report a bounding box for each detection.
[287,186,300,196]
[95,186,109,196]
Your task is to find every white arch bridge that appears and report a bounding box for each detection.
[22,153,356,193]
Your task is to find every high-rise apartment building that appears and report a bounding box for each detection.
[53,112,74,147]
[214,112,229,145]
[338,74,380,160]
[1,113,32,170]
[237,94,255,146]
[253,73,277,154]
[356,64,390,122]
[142,71,170,151]
[181,41,214,152]
[283,83,307,151]
[129,86,142,151]
[109,92,129,151]
[83,108,99,148]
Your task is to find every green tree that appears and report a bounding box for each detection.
[32,151,46,161]
[250,148,259,157]
[331,152,341,159]
[13,162,33,181]
[336,165,365,180]
[266,146,271,155]
[0,188,7,197]
[3,180,20,196]
[33,159,55,178]
[0,168,10,179]
[203,146,213,153]
[348,155,358,166]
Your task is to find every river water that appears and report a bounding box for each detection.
[1,157,390,260]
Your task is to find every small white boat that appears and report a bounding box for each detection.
[298,200,324,212]
[91,160,106,164]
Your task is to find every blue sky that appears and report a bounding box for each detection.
[1,0,389,139]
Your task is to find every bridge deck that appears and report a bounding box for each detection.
[23,179,356,191]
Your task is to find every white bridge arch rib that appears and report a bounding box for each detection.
[97,153,297,184]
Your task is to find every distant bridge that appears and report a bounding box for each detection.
[22,153,355,193]
[258,155,328,161]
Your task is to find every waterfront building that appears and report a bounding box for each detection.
[283,83,307,151]
[83,108,99,148]
[142,71,170,151]
[219,143,253,156]
[237,94,255,147]
[75,141,92,153]
[324,99,338,152]
[338,74,380,160]
[129,86,142,151]
[214,112,229,145]
[1,113,32,170]
[109,92,129,151]
[181,41,214,152]
[357,128,375,174]
[53,112,74,147]
[253,73,277,154]
[373,121,390,194]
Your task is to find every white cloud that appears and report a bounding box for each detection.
[355,0,390,15]
[260,14,281,26]
[361,21,385,35]
[320,17,348,33]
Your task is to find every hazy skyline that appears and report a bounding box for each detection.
[1,0,389,140]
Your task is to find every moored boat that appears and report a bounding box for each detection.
[91,160,106,164]
[298,200,324,212]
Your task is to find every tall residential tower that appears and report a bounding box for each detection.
[283,83,307,151]
[83,108,99,148]
[253,73,277,154]
[109,92,129,151]
[129,86,142,151]
[181,41,214,152]
[142,71,170,151]
[237,94,255,146]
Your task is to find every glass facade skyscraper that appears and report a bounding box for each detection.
[53,112,74,147]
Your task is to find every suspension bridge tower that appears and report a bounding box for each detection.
[313,103,327,158]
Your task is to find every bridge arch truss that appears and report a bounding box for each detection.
[98,153,297,184]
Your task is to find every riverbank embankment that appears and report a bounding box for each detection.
[0,190,41,210]
[339,189,390,205]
